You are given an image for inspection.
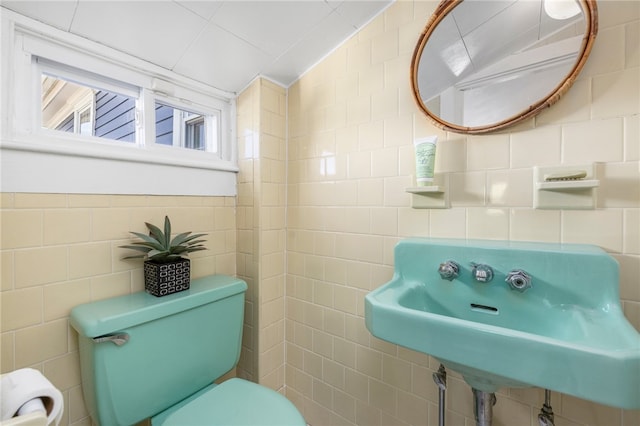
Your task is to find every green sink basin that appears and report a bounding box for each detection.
[365,238,640,409]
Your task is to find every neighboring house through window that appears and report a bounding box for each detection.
[43,74,136,142]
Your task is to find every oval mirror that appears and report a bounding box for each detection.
[411,0,598,134]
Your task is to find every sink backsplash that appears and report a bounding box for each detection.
[394,238,621,312]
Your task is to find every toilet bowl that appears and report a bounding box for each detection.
[70,275,305,426]
[153,379,303,426]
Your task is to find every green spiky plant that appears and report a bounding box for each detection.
[121,216,207,263]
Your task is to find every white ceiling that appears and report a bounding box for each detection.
[0,0,393,94]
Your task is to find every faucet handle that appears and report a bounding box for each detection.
[438,260,460,281]
[471,263,494,282]
[505,269,532,292]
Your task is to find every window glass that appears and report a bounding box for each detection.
[154,102,219,153]
[41,74,136,142]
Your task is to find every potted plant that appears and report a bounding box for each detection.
[120,216,207,297]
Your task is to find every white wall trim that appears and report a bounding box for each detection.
[0,144,237,196]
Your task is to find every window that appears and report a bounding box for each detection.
[154,102,220,153]
[1,10,237,196]
[37,64,226,156]
[42,74,136,142]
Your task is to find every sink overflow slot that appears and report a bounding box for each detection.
[470,303,499,315]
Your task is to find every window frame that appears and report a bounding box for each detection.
[77,102,94,136]
[1,10,238,196]
[153,97,222,153]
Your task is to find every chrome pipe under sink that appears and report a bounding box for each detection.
[432,364,447,426]
[473,389,496,426]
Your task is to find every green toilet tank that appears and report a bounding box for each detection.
[70,275,249,426]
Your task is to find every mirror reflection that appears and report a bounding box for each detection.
[412,0,596,133]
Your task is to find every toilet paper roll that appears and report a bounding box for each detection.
[16,398,47,417]
[0,369,63,426]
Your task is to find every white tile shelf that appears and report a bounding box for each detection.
[406,173,450,209]
[406,186,446,193]
[536,179,600,190]
[534,164,599,210]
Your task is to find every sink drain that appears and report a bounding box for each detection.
[470,303,499,314]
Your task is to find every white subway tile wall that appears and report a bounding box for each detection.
[284,1,639,425]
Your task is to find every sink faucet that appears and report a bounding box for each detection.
[505,269,532,292]
[438,260,460,281]
[471,263,494,282]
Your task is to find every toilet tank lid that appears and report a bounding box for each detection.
[70,274,247,338]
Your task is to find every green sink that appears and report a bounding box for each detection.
[365,238,640,410]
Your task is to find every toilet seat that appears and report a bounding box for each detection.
[152,378,305,426]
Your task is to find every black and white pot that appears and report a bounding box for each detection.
[143,258,190,297]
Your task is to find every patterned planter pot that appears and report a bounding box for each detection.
[143,259,190,297]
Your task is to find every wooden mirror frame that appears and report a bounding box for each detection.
[410,0,598,134]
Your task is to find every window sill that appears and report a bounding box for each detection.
[2,132,238,172]
[0,135,238,196]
